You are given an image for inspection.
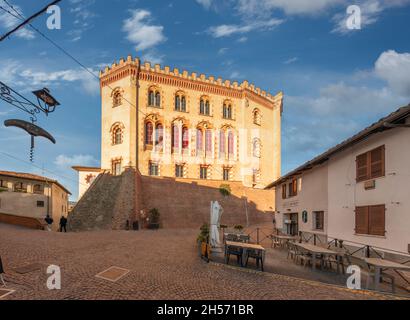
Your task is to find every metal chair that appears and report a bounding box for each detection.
[245,249,264,272]
[226,245,243,266]
[239,235,250,243]
[225,234,239,242]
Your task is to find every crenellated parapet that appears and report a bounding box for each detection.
[100,55,283,110]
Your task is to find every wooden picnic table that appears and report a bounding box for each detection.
[295,243,342,271]
[364,258,410,291]
[225,241,266,270]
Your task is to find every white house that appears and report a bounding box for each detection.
[268,105,410,255]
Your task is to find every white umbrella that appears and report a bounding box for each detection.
[210,201,223,248]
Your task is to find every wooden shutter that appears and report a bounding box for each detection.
[370,146,385,179]
[292,179,298,196]
[369,205,386,236]
[356,153,369,182]
[355,206,369,235]
[282,185,286,199]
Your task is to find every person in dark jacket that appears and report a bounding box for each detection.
[59,216,67,233]
[45,214,54,231]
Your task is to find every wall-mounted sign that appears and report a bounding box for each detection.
[302,211,308,224]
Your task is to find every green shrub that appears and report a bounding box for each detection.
[219,184,231,197]
[197,223,210,243]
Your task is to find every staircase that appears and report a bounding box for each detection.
[68,169,136,232]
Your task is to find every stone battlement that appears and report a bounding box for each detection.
[99,55,283,106]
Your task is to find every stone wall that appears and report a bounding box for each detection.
[141,176,274,229]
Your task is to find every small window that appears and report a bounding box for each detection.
[145,122,154,146]
[112,160,122,176]
[355,205,386,236]
[149,162,159,176]
[356,146,385,182]
[253,109,261,125]
[33,184,44,195]
[113,126,123,145]
[175,165,184,178]
[223,168,230,181]
[112,90,122,107]
[223,103,233,119]
[148,89,161,107]
[14,182,27,193]
[37,201,45,208]
[282,184,287,199]
[175,93,187,112]
[313,211,324,231]
[200,166,208,180]
[288,179,298,197]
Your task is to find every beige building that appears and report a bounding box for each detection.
[70,55,281,231]
[75,55,283,194]
[0,171,71,231]
[268,105,410,255]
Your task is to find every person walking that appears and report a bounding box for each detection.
[59,215,67,233]
[45,214,54,232]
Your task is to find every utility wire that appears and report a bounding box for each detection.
[1,1,240,179]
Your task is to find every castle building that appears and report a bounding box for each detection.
[70,56,282,230]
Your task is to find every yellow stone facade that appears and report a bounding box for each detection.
[99,56,283,188]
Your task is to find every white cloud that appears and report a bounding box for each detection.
[208,18,284,38]
[123,9,166,51]
[196,0,213,9]
[375,50,410,97]
[284,57,298,64]
[0,3,35,40]
[0,60,100,95]
[237,0,342,16]
[141,51,165,64]
[55,154,99,168]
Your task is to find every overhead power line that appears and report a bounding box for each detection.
[0,0,61,42]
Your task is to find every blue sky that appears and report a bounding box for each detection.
[1,0,410,200]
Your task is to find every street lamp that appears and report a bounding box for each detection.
[32,87,60,115]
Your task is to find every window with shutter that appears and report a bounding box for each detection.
[355,206,369,235]
[356,153,368,182]
[356,146,385,182]
[282,184,287,199]
[370,146,385,179]
[369,205,386,236]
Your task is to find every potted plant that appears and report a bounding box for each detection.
[148,208,160,230]
[234,224,244,234]
[219,184,231,197]
[197,223,210,259]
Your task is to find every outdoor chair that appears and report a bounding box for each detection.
[239,235,250,243]
[287,243,304,263]
[225,234,239,242]
[269,235,280,248]
[226,245,243,266]
[245,249,264,272]
[323,252,347,274]
[366,268,396,294]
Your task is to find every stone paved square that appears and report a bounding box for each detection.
[0,223,403,300]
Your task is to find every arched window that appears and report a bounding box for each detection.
[253,109,261,125]
[112,89,122,107]
[175,92,187,112]
[223,102,233,119]
[155,92,161,107]
[196,129,203,155]
[145,122,154,146]
[253,138,261,158]
[228,131,234,157]
[155,123,164,148]
[172,125,179,149]
[113,127,123,145]
[182,127,189,149]
[200,97,210,116]
[148,88,161,107]
[205,130,212,155]
[181,96,186,112]
[219,130,226,157]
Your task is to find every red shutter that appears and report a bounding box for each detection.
[355,206,369,234]
[369,205,386,236]
[370,146,385,179]
[356,153,369,182]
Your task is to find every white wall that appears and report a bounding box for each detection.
[275,163,328,235]
[328,127,410,253]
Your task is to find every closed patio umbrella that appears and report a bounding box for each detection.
[210,201,223,249]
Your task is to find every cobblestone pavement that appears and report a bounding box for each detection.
[0,223,401,300]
